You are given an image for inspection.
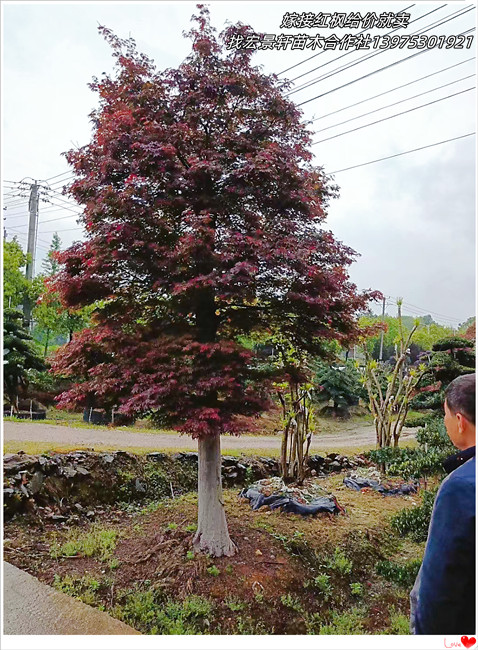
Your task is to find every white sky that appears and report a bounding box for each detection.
[1,0,476,328]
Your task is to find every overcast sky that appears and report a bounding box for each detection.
[2,1,476,328]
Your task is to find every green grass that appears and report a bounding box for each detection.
[114,591,213,635]
[53,574,110,606]
[50,524,119,561]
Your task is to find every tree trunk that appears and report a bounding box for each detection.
[193,435,237,558]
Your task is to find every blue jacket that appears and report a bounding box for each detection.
[410,447,476,634]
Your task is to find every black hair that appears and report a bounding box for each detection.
[445,373,476,425]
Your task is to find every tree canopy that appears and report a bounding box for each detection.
[3,239,30,309]
[52,6,377,438]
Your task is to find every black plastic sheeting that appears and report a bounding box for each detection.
[343,476,418,496]
[239,488,344,515]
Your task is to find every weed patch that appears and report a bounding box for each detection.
[391,489,437,542]
[53,574,111,607]
[375,559,422,588]
[50,524,118,561]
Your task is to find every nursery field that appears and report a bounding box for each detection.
[4,470,429,635]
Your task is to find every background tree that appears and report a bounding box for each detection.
[411,336,475,411]
[313,360,364,418]
[361,300,426,448]
[52,7,377,556]
[33,233,93,357]
[3,239,30,309]
[360,313,455,362]
[3,308,45,409]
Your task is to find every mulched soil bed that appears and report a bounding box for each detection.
[4,476,424,635]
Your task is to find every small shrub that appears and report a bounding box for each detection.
[166,522,178,531]
[350,582,364,597]
[375,559,422,588]
[225,564,233,575]
[185,523,197,533]
[186,550,195,560]
[254,592,264,604]
[225,598,247,612]
[139,501,163,515]
[245,466,254,484]
[280,593,303,612]
[117,591,212,635]
[235,615,270,635]
[318,608,365,635]
[108,558,120,570]
[207,565,220,577]
[53,574,107,606]
[119,589,159,628]
[325,547,353,575]
[156,596,213,635]
[388,607,410,634]
[313,573,333,602]
[391,489,437,542]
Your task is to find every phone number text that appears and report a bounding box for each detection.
[226,33,475,51]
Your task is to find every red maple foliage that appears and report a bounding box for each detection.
[52,6,379,438]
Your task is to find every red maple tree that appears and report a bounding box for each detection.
[52,6,378,555]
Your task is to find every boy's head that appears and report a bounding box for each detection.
[444,373,476,450]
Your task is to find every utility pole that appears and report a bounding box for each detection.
[23,181,39,329]
[378,295,386,361]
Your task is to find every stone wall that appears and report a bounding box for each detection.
[4,450,364,521]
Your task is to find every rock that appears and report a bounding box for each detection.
[75,466,90,476]
[255,549,263,556]
[61,466,77,479]
[86,510,95,518]
[4,454,39,474]
[329,461,342,471]
[20,484,30,498]
[29,471,44,494]
[172,452,198,465]
[146,452,168,462]
[134,478,148,494]
[100,454,115,464]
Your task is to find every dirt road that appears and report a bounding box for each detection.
[3,421,416,452]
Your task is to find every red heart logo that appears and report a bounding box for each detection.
[461,637,476,649]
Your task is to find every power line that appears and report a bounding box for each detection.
[401,301,463,322]
[383,296,463,324]
[327,132,475,174]
[296,23,475,109]
[313,74,475,135]
[41,215,81,225]
[287,3,445,86]
[46,174,76,188]
[44,188,82,209]
[308,57,475,124]
[312,86,475,145]
[276,3,417,76]
[44,199,82,215]
[39,227,84,234]
[290,6,475,99]
[41,170,73,182]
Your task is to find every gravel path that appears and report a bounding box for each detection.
[3,421,416,452]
